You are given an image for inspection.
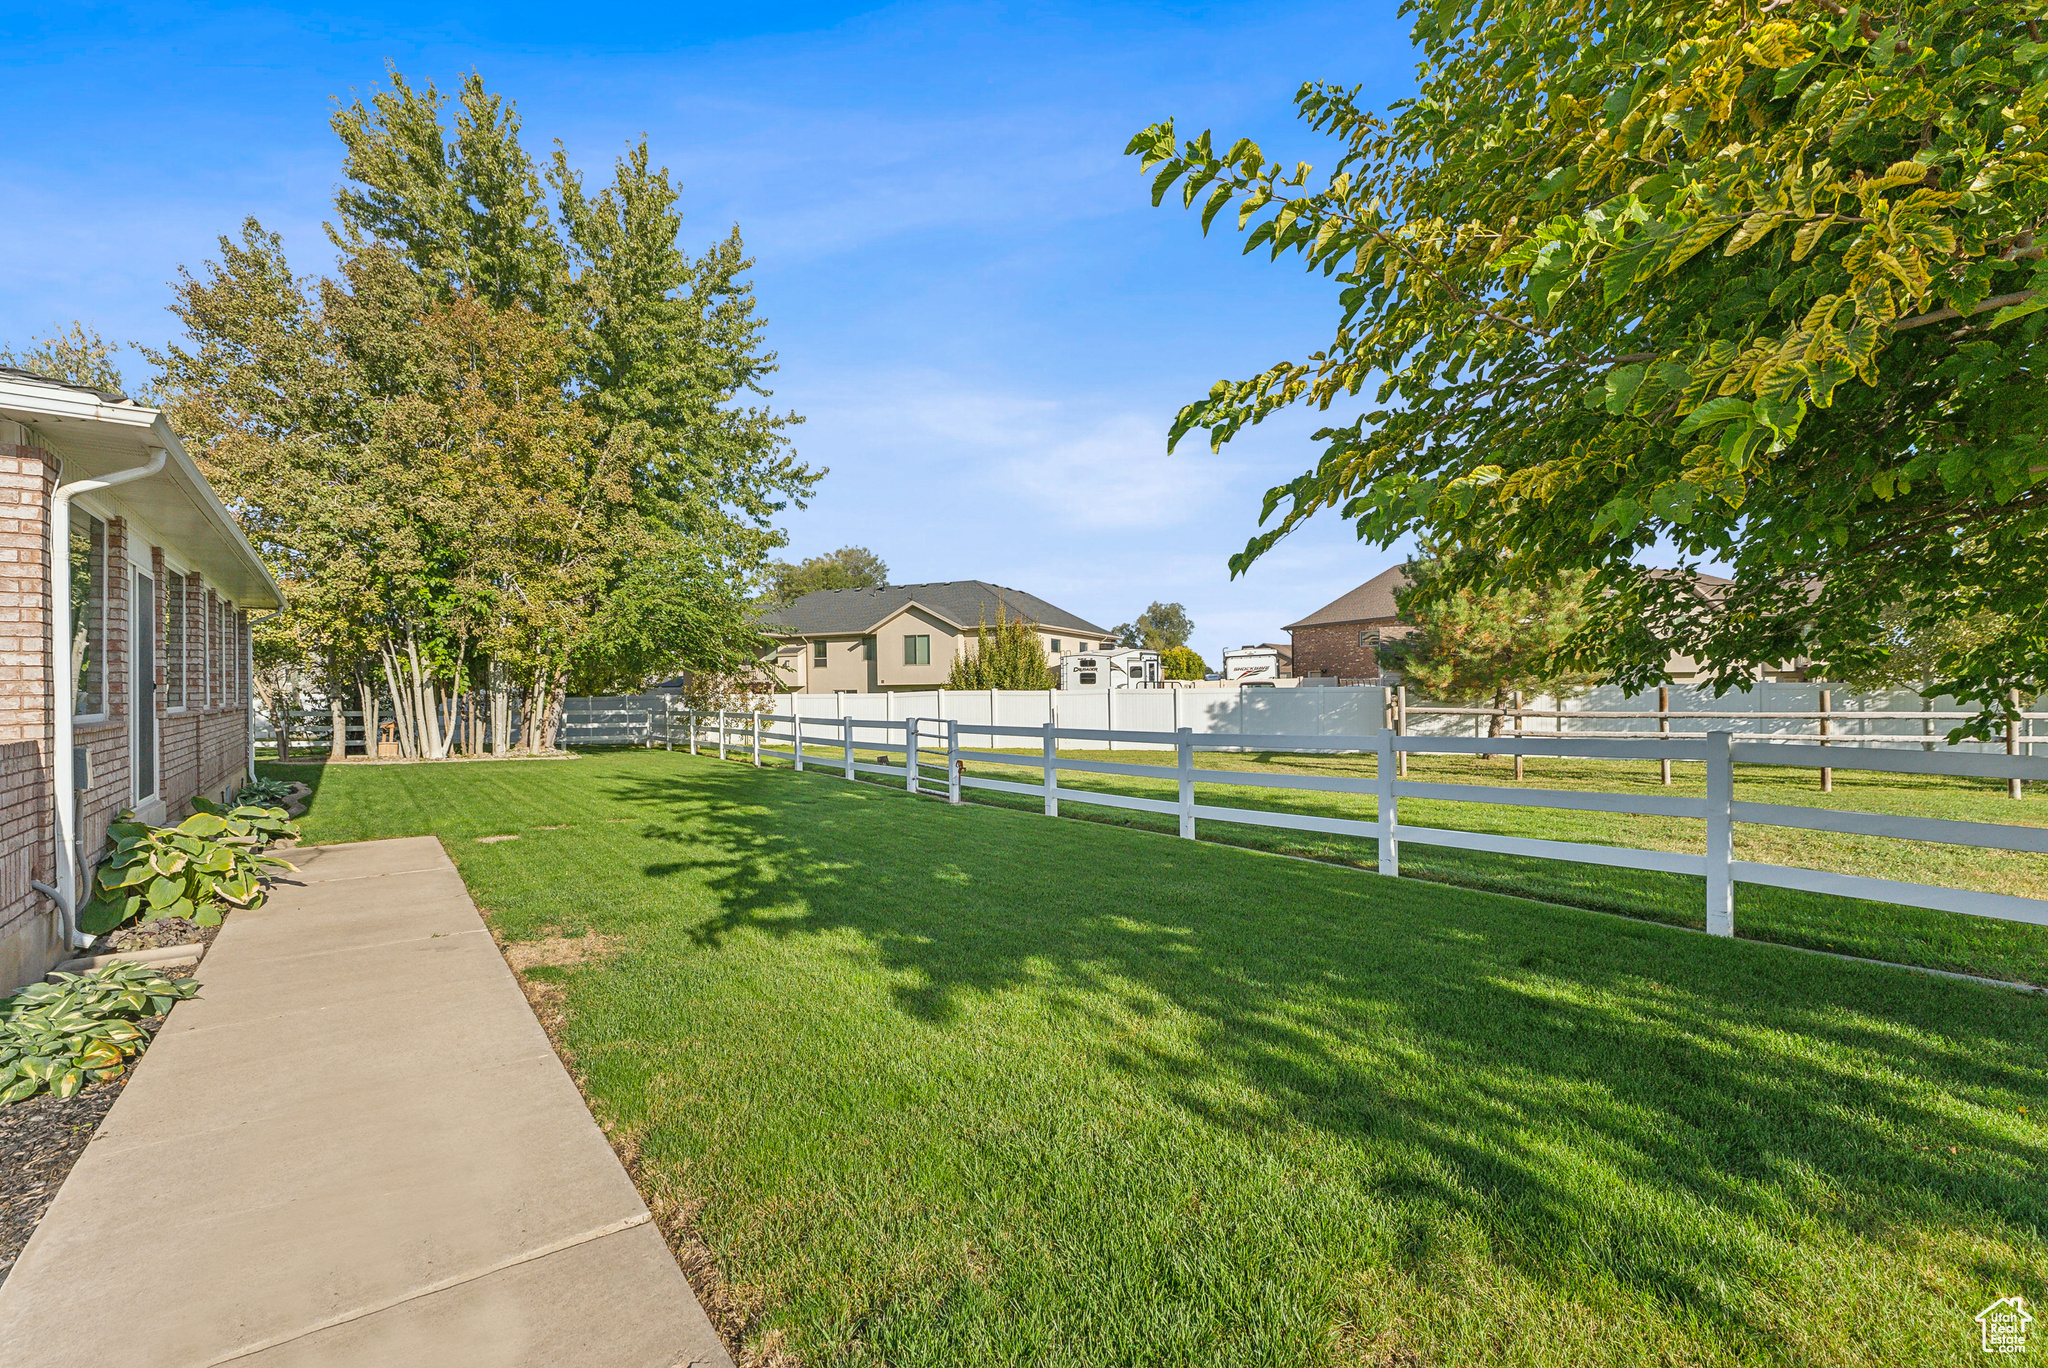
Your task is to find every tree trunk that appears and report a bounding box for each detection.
[406,633,445,759]
[489,661,511,755]
[329,692,347,762]
[380,646,418,759]
[357,679,379,758]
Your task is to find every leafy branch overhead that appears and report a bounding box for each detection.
[1131,0,2048,721]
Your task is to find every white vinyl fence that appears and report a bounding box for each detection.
[670,708,2048,941]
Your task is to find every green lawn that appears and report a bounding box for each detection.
[741,741,2048,985]
[272,750,2046,1367]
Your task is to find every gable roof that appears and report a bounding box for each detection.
[1284,566,1412,630]
[758,580,1112,638]
[0,368,283,610]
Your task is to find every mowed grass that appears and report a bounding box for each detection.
[746,741,2048,985]
[274,750,2047,1367]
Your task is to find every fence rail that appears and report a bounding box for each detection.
[666,708,2048,940]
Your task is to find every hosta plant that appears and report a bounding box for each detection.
[77,811,298,935]
[233,777,296,808]
[0,962,198,1104]
[191,795,300,849]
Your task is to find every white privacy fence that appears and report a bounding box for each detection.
[672,709,2048,940]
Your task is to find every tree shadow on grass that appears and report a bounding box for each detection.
[603,760,2048,1350]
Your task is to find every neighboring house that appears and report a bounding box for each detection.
[1220,643,1293,681]
[1287,564,1810,685]
[0,369,282,993]
[1057,647,1159,690]
[757,581,1113,693]
[1286,567,1414,681]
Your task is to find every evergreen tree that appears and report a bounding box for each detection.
[947,610,1057,690]
[1382,557,1602,728]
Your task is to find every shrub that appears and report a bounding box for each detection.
[77,807,299,935]
[947,608,1057,690]
[0,962,199,1103]
[1159,645,1208,680]
[234,777,296,808]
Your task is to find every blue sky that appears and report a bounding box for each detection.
[2,0,1423,667]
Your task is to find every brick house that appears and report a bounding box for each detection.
[1,369,282,992]
[1285,566,1414,682]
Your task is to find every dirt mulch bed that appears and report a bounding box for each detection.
[0,960,198,1287]
[0,1064,135,1288]
[93,915,222,956]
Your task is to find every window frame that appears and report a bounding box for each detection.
[69,508,108,720]
[863,637,876,662]
[162,570,186,711]
[813,639,828,667]
[903,634,930,666]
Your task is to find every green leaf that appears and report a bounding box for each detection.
[1648,480,1699,523]
[1675,396,1753,438]
[177,813,232,839]
[1602,364,1646,414]
[145,875,185,910]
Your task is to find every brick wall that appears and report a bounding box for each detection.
[0,442,252,993]
[1291,621,1396,681]
[0,444,57,992]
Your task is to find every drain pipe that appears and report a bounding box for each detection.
[46,447,167,949]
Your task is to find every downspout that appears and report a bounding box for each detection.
[246,607,283,784]
[46,447,167,949]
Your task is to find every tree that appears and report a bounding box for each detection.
[0,321,133,396]
[1380,558,1602,730]
[1159,645,1209,679]
[1829,597,2008,691]
[154,70,810,753]
[763,546,889,603]
[947,610,1058,690]
[1114,601,1194,651]
[1130,0,2048,732]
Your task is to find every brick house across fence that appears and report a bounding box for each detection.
[0,369,281,993]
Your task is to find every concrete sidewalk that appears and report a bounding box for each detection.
[0,836,731,1367]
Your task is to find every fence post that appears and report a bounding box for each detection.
[1819,688,1833,793]
[905,717,920,793]
[1395,684,1409,777]
[1512,690,1525,782]
[688,712,698,756]
[1176,726,1195,839]
[793,712,805,772]
[752,712,762,768]
[718,711,728,761]
[948,720,962,805]
[1705,730,1734,937]
[1376,726,1399,877]
[844,715,856,781]
[2012,688,2025,801]
[1041,721,1059,817]
[1658,685,1672,786]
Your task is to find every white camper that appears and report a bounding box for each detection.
[1221,644,1285,681]
[1058,647,1160,689]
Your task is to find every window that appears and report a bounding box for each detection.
[863,637,876,661]
[1050,639,1061,653]
[903,634,930,666]
[69,509,106,715]
[208,593,220,707]
[163,572,184,708]
[813,639,827,667]
[232,609,245,704]
[1078,671,1097,685]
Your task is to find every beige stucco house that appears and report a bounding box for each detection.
[757,581,1113,693]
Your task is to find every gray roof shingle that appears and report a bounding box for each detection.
[1284,566,1413,630]
[758,581,1111,638]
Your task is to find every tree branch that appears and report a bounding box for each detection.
[1890,290,2036,333]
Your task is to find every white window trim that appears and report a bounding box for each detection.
[69,503,111,725]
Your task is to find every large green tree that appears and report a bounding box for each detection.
[1132,0,2048,731]
[157,70,809,751]
[762,545,890,603]
[1115,601,1195,651]
[1382,557,1603,723]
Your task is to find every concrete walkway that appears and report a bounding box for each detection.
[0,836,731,1367]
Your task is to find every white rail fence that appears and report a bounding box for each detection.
[671,709,2048,940]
